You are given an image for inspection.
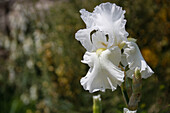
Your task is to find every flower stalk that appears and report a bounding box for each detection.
[121,82,129,106]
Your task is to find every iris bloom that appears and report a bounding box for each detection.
[77,31,124,93]
[75,2,154,93]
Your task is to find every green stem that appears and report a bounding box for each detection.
[121,83,129,106]
[119,65,129,107]
[93,95,102,113]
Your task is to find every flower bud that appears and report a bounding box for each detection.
[128,67,142,110]
[134,67,141,80]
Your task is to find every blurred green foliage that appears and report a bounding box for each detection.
[0,0,169,113]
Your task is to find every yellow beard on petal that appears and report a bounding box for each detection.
[101,42,107,47]
[118,41,126,49]
[96,48,106,56]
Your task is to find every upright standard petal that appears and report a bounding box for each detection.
[80,9,94,28]
[80,2,128,45]
[91,31,108,50]
[124,42,154,79]
[80,47,124,93]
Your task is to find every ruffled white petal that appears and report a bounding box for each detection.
[124,42,154,79]
[80,9,94,28]
[80,2,128,45]
[80,47,124,93]
[75,28,95,52]
[123,108,137,113]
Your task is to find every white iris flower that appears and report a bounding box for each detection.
[75,2,154,93]
[79,31,124,93]
[75,2,127,93]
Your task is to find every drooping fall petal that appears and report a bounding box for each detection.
[80,47,124,93]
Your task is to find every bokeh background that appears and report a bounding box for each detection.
[0,0,169,113]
